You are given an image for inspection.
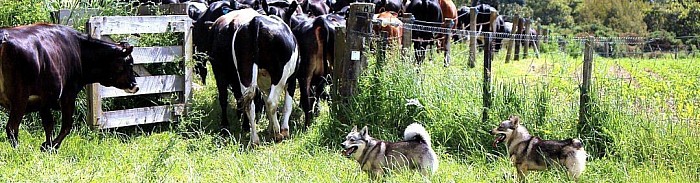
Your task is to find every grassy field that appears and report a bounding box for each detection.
[0,38,698,182]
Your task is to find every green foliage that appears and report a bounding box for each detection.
[644,2,700,47]
[528,0,575,28]
[574,0,649,35]
[0,0,51,27]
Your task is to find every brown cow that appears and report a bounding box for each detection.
[373,11,403,45]
[0,24,138,151]
[437,0,457,51]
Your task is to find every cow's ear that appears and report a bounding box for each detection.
[283,0,298,26]
[187,2,207,20]
[261,0,270,15]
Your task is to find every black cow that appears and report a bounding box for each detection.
[373,0,402,13]
[302,0,331,16]
[454,4,508,50]
[503,21,538,48]
[0,24,138,151]
[290,14,345,127]
[405,0,442,64]
[189,1,299,145]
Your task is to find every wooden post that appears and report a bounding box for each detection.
[379,31,388,65]
[85,21,102,127]
[401,13,413,60]
[469,7,477,68]
[579,36,594,128]
[482,33,493,123]
[488,11,497,52]
[332,26,347,109]
[332,26,347,123]
[537,24,542,53]
[489,11,498,34]
[505,15,519,63]
[182,18,194,111]
[333,3,373,124]
[443,18,454,67]
[515,17,524,61]
[523,19,531,59]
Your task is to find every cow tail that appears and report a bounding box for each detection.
[242,18,263,112]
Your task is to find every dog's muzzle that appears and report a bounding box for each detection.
[342,146,358,157]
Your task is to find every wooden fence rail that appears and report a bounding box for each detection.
[86,15,193,129]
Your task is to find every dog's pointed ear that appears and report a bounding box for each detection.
[351,126,358,132]
[510,115,520,126]
[360,126,369,136]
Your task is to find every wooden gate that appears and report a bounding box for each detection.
[85,15,193,129]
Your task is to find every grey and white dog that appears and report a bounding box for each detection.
[491,115,587,180]
[341,123,438,178]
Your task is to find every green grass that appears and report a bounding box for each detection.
[0,40,699,182]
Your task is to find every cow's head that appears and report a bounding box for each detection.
[261,0,299,26]
[187,1,251,84]
[101,42,139,93]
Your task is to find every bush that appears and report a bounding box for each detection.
[0,0,51,27]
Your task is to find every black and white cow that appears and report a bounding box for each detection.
[188,1,300,145]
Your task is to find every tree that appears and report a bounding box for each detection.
[574,0,650,35]
[528,0,574,28]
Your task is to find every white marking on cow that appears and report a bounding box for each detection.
[281,91,293,131]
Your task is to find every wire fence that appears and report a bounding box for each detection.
[348,16,700,143]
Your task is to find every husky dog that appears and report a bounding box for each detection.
[341,123,438,178]
[491,116,587,180]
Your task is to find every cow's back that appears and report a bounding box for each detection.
[0,24,82,109]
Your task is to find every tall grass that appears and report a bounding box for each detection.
[0,5,699,180]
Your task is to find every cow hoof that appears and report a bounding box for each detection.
[219,128,232,138]
[9,140,18,149]
[280,129,289,139]
[248,140,260,147]
[40,142,58,153]
[273,133,285,142]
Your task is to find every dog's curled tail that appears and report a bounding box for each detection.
[404,123,432,147]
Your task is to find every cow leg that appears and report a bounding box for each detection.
[5,97,28,148]
[51,95,76,150]
[39,108,56,151]
[280,75,296,137]
[216,79,233,137]
[264,84,283,142]
[312,81,326,117]
[299,77,313,128]
[245,99,259,146]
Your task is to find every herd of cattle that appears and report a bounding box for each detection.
[0,0,540,150]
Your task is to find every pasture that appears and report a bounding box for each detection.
[0,0,699,182]
[0,39,698,182]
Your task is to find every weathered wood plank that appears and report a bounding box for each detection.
[51,8,100,26]
[136,4,188,15]
[99,75,184,98]
[98,104,185,129]
[89,15,191,35]
[132,46,183,64]
[182,24,194,106]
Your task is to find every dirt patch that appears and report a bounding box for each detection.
[608,65,640,88]
[644,68,664,81]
